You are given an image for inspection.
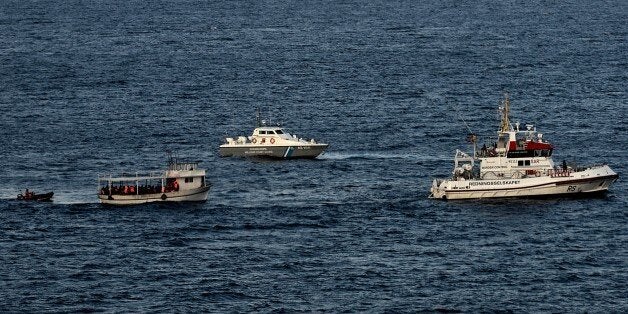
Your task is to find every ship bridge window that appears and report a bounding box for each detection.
[517,160,531,166]
[259,130,266,135]
[267,130,276,134]
[541,149,552,157]
[185,177,194,183]
[275,129,284,134]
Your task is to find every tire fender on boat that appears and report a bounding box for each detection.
[252,138,257,144]
[270,138,275,144]
[161,193,167,201]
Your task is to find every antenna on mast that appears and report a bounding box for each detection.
[255,107,261,127]
[166,150,175,166]
[451,100,479,158]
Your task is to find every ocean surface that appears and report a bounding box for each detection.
[1,0,626,312]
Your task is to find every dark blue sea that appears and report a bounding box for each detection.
[1,0,626,312]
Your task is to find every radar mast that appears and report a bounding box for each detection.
[499,93,511,133]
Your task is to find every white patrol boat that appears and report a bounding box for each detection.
[219,111,328,159]
[429,94,618,200]
[98,156,211,205]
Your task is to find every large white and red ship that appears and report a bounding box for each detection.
[429,95,618,200]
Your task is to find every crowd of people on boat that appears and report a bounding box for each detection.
[478,144,498,157]
[100,180,179,195]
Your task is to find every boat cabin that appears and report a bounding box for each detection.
[463,95,558,180]
[504,123,553,158]
[252,127,295,140]
[98,159,207,197]
[237,126,308,145]
[480,123,553,159]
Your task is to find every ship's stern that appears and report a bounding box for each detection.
[429,179,447,199]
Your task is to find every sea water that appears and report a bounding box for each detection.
[0,0,626,311]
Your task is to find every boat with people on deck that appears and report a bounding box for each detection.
[429,94,618,200]
[17,189,54,202]
[98,154,211,205]
[219,110,328,159]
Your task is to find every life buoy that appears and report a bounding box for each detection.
[270,138,275,144]
[252,138,257,144]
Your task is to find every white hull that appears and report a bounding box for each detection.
[219,143,328,158]
[430,165,618,200]
[98,186,210,205]
[221,124,328,159]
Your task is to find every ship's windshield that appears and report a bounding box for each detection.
[267,130,276,134]
[275,129,284,134]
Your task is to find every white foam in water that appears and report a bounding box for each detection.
[0,188,22,200]
[319,151,451,161]
[50,190,96,204]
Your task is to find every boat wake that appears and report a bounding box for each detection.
[320,152,449,162]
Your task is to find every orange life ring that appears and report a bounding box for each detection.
[270,138,275,144]
[252,138,257,144]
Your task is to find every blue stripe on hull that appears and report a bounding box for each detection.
[284,147,294,158]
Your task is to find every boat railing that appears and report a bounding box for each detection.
[584,164,606,170]
[167,161,199,171]
[548,169,571,178]
[98,170,183,196]
[97,171,166,182]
